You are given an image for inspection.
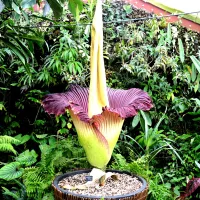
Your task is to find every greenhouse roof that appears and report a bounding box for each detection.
[129,0,200,32]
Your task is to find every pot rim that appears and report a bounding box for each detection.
[53,169,147,199]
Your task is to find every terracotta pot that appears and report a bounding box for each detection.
[52,169,148,200]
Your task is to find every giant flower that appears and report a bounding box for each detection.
[42,0,153,169]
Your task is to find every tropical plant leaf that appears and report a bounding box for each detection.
[36,134,48,139]
[178,38,184,63]
[191,64,197,82]
[14,134,31,144]
[140,110,152,126]
[68,0,83,20]
[11,2,21,14]
[15,150,38,167]
[195,161,200,169]
[191,56,200,73]
[0,162,24,180]
[132,114,140,128]
[47,0,63,19]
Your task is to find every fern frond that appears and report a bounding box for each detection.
[25,181,43,197]
[0,136,21,154]
[0,143,17,155]
[53,156,67,169]
[25,176,52,198]
[111,153,128,170]
[0,135,21,145]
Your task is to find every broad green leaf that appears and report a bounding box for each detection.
[48,137,56,146]
[191,64,197,82]
[47,0,63,19]
[191,56,200,73]
[195,160,200,169]
[123,5,132,15]
[178,38,184,63]
[173,186,180,196]
[0,162,24,180]
[21,10,29,25]
[12,2,21,14]
[132,114,140,128]
[0,102,5,110]
[187,111,200,115]
[36,134,48,139]
[140,110,152,126]
[14,134,31,144]
[0,87,9,91]
[58,128,69,134]
[68,0,83,20]
[194,144,200,151]
[28,97,40,103]
[194,80,199,93]
[178,134,192,140]
[15,150,38,166]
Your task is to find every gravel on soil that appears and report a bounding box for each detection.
[58,173,142,197]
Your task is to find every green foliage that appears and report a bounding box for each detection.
[148,174,176,200]
[2,186,21,200]
[0,135,20,154]
[0,18,44,68]
[41,27,89,86]
[111,154,175,199]
[113,153,151,179]
[15,150,38,167]
[22,136,89,199]
[0,162,24,180]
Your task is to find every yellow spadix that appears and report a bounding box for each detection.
[88,0,109,118]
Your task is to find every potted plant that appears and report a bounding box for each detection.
[42,0,153,199]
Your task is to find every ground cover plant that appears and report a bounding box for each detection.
[0,0,200,199]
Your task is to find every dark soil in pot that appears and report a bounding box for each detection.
[52,169,148,200]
